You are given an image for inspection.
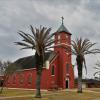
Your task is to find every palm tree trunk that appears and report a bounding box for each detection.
[76,56,83,93]
[77,71,82,93]
[35,52,43,98]
[35,69,42,98]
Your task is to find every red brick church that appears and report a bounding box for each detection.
[5,19,74,89]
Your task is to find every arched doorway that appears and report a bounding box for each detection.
[66,79,69,89]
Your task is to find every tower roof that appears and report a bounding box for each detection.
[57,24,69,33]
[56,16,70,34]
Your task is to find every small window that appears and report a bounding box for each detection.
[28,75,32,84]
[66,63,69,73]
[58,35,60,43]
[51,65,55,75]
[66,35,68,38]
[66,35,68,43]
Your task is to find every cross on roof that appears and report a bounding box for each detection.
[61,16,64,25]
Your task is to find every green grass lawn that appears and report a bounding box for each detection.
[0,88,100,100]
[0,88,35,97]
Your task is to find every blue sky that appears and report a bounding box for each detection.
[0,0,100,78]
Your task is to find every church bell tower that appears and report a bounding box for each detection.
[54,17,74,89]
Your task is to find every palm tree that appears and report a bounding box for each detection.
[15,25,57,98]
[71,38,100,93]
[94,62,100,79]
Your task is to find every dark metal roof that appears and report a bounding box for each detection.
[57,23,70,33]
[14,51,57,70]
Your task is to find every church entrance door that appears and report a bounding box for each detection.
[66,79,69,88]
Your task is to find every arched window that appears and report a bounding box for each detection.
[28,74,32,84]
[19,74,24,84]
[12,74,16,84]
[66,34,69,43]
[66,63,69,73]
[51,65,55,75]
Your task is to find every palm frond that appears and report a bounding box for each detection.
[14,42,34,50]
[96,63,100,67]
[94,71,100,76]
[93,62,100,76]
[81,42,96,54]
[45,39,55,47]
[18,31,34,45]
[84,49,100,55]
[93,67,100,70]
[30,25,36,37]
[42,28,51,41]
[14,42,31,47]
[72,40,79,54]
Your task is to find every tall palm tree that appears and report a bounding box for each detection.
[71,38,100,93]
[15,25,57,98]
[94,62,100,79]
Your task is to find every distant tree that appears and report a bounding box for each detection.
[94,62,100,79]
[0,60,11,75]
[0,61,3,75]
[0,61,11,93]
[0,62,20,94]
[71,38,100,93]
[15,25,61,98]
[0,60,4,75]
